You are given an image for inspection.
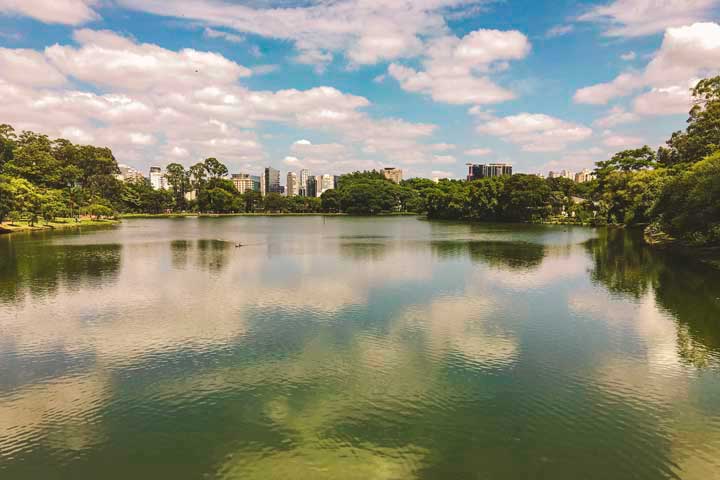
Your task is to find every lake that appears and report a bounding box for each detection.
[0,217,719,479]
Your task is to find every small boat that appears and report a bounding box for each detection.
[235,243,243,248]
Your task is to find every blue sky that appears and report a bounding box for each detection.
[1,0,719,180]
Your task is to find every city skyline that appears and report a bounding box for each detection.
[1,1,718,180]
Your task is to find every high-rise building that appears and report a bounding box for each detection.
[260,173,266,196]
[115,164,144,183]
[467,163,512,181]
[299,169,310,196]
[232,173,256,194]
[307,176,318,197]
[287,172,299,197]
[250,175,261,192]
[263,167,281,195]
[149,166,167,190]
[383,167,403,183]
[320,174,334,194]
[575,169,594,183]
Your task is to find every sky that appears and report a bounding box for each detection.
[1,0,719,180]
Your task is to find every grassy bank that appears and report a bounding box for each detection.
[119,212,419,219]
[0,218,119,234]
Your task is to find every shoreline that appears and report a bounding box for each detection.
[119,212,419,219]
[0,219,119,235]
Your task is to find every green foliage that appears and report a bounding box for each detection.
[659,76,720,167]
[651,152,720,246]
[84,204,114,220]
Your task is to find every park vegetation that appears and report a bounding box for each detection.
[1,76,719,246]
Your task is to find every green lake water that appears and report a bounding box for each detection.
[0,217,719,479]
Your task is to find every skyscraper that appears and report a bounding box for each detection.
[467,163,512,181]
[232,173,256,194]
[287,172,299,197]
[299,169,310,196]
[149,166,167,190]
[260,167,282,195]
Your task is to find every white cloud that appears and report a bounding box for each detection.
[574,22,720,116]
[388,28,530,105]
[633,85,694,115]
[477,113,592,152]
[603,133,645,148]
[46,29,252,92]
[546,25,574,38]
[0,47,66,87]
[429,143,456,152]
[432,155,456,165]
[251,64,279,75]
[1,30,440,172]
[203,27,244,43]
[0,0,100,25]
[594,106,639,128]
[464,147,492,156]
[621,51,637,61]
[114,0,495,69]
[578,0,718,37]
[574,72,644,105]
[431,170,454,179]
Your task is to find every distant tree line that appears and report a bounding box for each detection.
[1,76,719,246]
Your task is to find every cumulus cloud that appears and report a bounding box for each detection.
[603,133,645,148]
[574,22,720,118]
[0,47,66,86]
[621,51,636,61]
[578,0,718,37]
[46,29,252,91]
[464,148,492,156]
[477,113,592,152]
[388,28,530,105]
[594,106,640,128]
[0,0,100,25]
[1,29,441,172]
[110,0,494,69]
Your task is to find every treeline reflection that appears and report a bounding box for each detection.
[0,238,121,304]
[585,229,720,367]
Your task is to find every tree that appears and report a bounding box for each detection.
[165,163,190,211]
[658,76,720,167]
[263,193,286,213]
[203,157,228,179]
[651,151,720,246]
[0,124,16,172]
[0,175,35,224]
[595,146,657,179]
[84,204,114,220]
[320,189,341,212]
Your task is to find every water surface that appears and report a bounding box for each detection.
[1,217,719,479]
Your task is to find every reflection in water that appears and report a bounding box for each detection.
[585,228,720,367]
[0,238,121,304]
[432,240,546,269]
[0,218,719,480]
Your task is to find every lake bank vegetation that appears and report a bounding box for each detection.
[1,76,719,247]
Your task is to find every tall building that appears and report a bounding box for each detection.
[115,164,144,183]
[263,167,281,195]
[383,167,403,183]
[260,173,266,196]
[299,169,310,196]
[575,169,594,183]
[232,173,256,194]
[287,172,299,197]
[467,163,512,181]
[307,176,318,197]
[149,166,167,190]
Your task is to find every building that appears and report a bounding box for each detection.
[299,169,310,196]
[575,169,594,183]
[149,166,167,190]
[319,174,334,196]
[287,172,299,197]
[115,164,144,183]
[383,167,403,184]
[307,176,318,197]
[263,167,281,195]
[467,163,513,181]
[232,173,256,194]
